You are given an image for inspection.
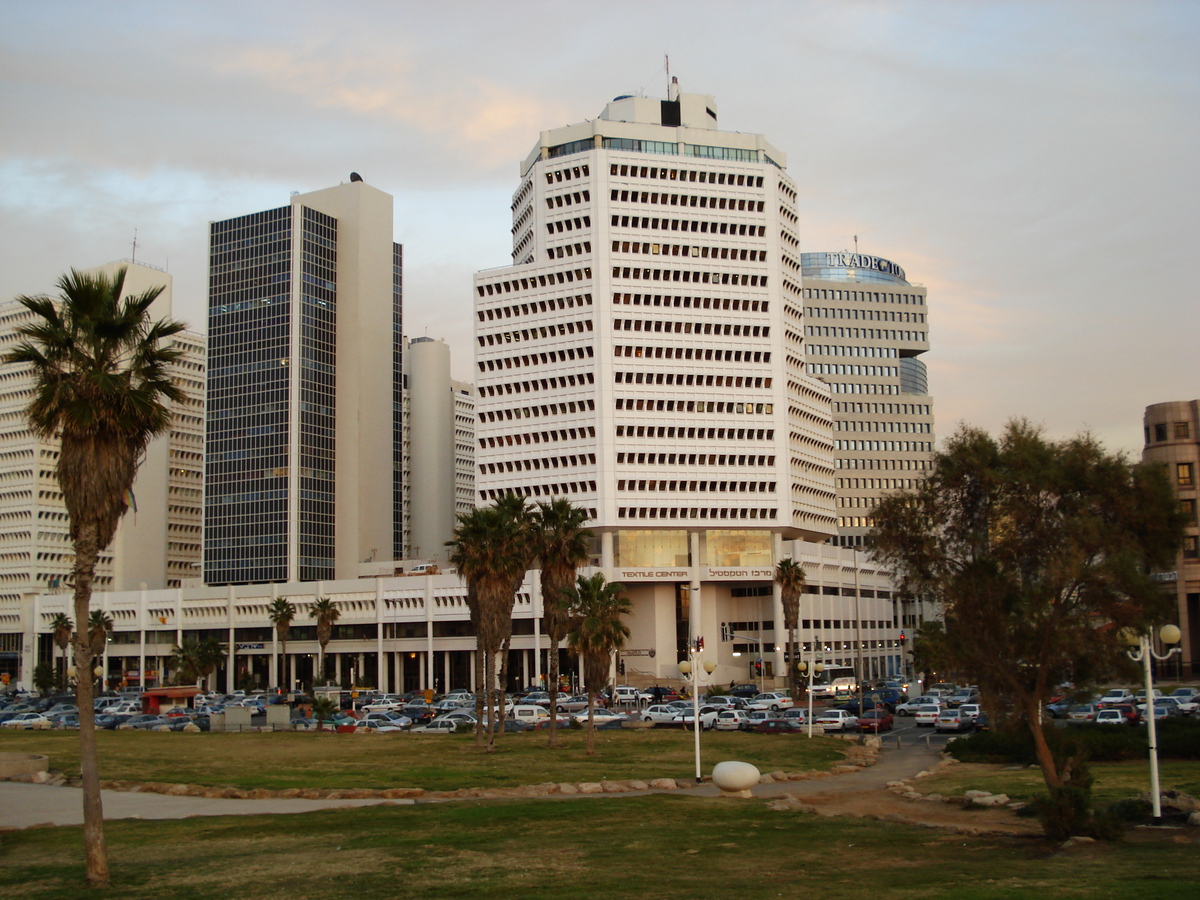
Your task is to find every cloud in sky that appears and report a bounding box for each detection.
[1,0,1196,455]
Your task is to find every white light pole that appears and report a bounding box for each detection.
[796,634,824,738]
[678,638,716,784]
[1124,624,1182,824]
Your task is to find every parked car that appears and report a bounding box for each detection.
[896,696,939,716]
[781,707,810,724]
[748,692,794,711]
[511,704,551,726]
[934,709,968,733]
[957,704,981,726]
[642,704,683,725]
[1066,704,1097,724]
[1096,688,1135,708]
[741,709,777,731]
[361,711,412,729]
[0,713,50,729]
[714,709,751,731]
[754,718,805,734]
[671,706,720,731]
[574,708,626,726]
[1094,708,1127,726]
[814,709,857,732]
[410,718,461,734]
[856,709,895,733]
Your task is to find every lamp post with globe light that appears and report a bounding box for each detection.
[1124,624,1182,823]
[796,635,824,738]
[678,637,716,783]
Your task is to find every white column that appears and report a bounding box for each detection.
[442,651,450,693]
[269,584,279,690]
[375,578,386,692]
[137,582,147,691]
[689,531,702,646]
[425,580,435,691]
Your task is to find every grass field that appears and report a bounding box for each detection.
[0,728,847,791]
[2,794,1196,899]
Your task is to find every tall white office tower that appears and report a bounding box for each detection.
[205,178,403,585]
[0,261,204,685]
[800,252,934,550]
[473,84,836,674]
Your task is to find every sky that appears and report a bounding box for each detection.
[1,0,1196,456]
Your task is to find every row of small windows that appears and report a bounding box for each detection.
[615,397,774,416]
[613,293,767,313]
[480,481,596,499]
[612,215,767,237]
[613,267,768,287]
[837,421,932,434]
[614,345,771,364]
[619,479,776,493]
[840,495,882,509]
[612,189,765,214]
[479,372,594,398]
[826,383,902,395]
[837,477,924,490]
[477,268,591,296]
[546,242,592,261]
[810,364,899,378]
[479,398,596,422]
[546,164,590,184]
[615,425,775,441]
[478,317,593,346]
[610,163,764,186]
[478,344,595,372]
[618,452,775,467]
[615,371,771,389]
[810,345,899,359]
[546,190,591,210]
[478,426,597,448]
[834,402,932,416]
[613,319,768,339]
[804,288,923,305]
[546,216,591,235]
[612,240,765,263]
[618,506,778,520]
[836,458,931,471]
[835,440,933,452]
[478,293,593,321]
[806,310,926,325]
[480,453,597,474]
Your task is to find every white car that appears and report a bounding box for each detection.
[0,713,50,729]
[573,708,626,726]
[814,709,856,731]
[642,704,682,724]
[671,706,720,730]
[896,696,939,716]
[957,703,981,725]
[1094,708,1127,725]
[362,696,405,712]
[410,719,459,734]
[511,704,550,725]
[748,692,794,711]
[714,709,751,731]
[912,705,941,726]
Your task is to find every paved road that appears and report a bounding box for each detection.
[0,731,948,828]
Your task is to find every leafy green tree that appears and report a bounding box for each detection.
[33,661,55,694]
[170,637,226,688]
[267,598,296,689]
[566,573,631,755]
[50,613,73,691]
[4,266,185,886]
[870,421,1185,833]
[309,597,340,686]
[534,498,591,747]
[774,558,806,701]
[447,497,535,751]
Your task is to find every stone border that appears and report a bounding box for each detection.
[0,753,49,780]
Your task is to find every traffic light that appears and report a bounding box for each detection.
[754,659,763,676]
[618,660,625,676]
[721,622,730,641]
[899,631,907,646]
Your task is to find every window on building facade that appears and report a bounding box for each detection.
[1179,463,1195,488]
[1175,421,1191,440]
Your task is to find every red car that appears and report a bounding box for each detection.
[857,709,894,733]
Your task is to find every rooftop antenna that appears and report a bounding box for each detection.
[665,54,670,97]
[853,235,858,257]
[131,228,138,263]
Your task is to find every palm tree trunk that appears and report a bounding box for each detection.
[494,635,511,745]
[547,636,561,748]
[787,626,797,702]
[586,690,596,755]
[473,647,486,750]
[72,523,109,886]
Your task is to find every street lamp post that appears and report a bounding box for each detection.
[796,637,824,738]
[1124,624,1182,824]
[678,637,716,784]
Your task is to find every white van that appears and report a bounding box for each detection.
[510,704,550,725]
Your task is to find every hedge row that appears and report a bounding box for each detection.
[947,717,1200,764]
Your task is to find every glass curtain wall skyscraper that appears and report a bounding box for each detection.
[800,251,934,549]
[205,179,403,585]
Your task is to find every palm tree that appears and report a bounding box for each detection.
[88,610,114,658]
[267,598,296,689]
[170,637,226,689]
[309,597,340,687]
[447,497,535,751]
[3,266,185,886]
[50,613,73,691]
[566,573,631,756]
[310,696,339,732]
[775,558,807,702]
[534,499,591,748]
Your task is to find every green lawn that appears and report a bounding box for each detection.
[915,759,1200,806]
[2,795,1195,899]
[0,728,845,791]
